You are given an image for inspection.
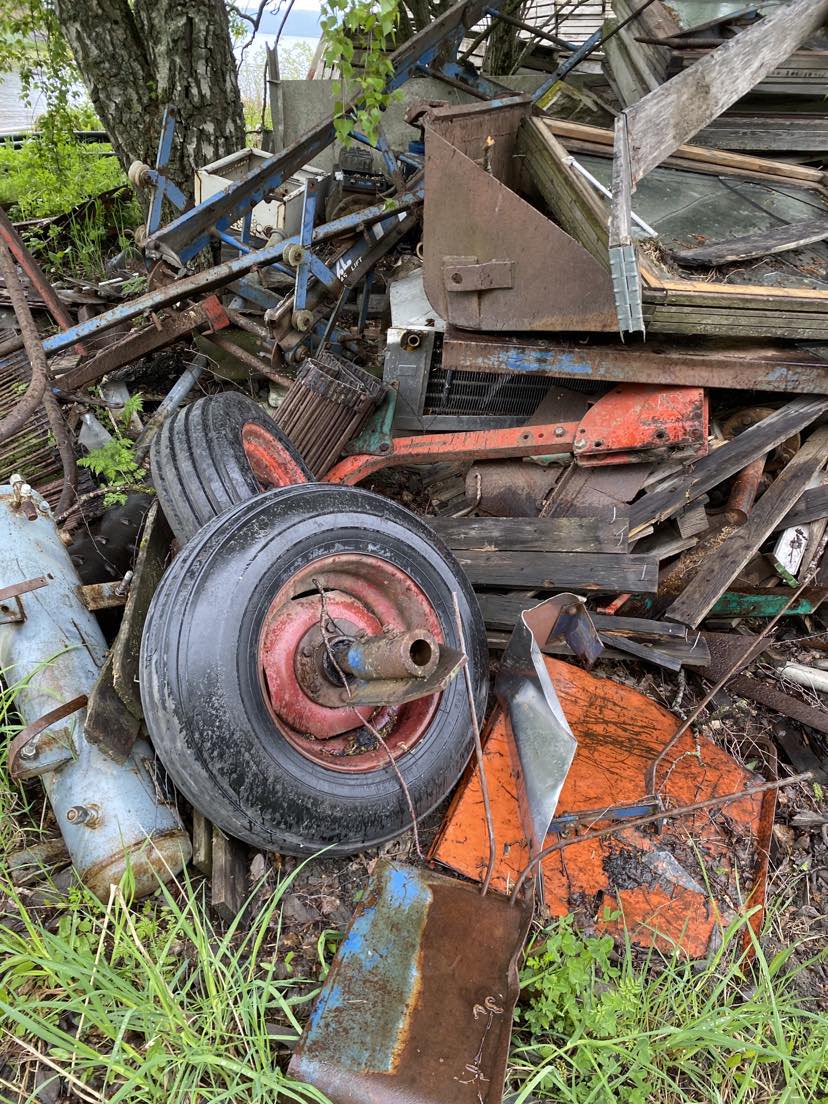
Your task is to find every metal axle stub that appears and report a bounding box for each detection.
[333,628,440,681]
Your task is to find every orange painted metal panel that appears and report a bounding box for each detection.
[432,658,770,956]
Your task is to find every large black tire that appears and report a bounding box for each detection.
[139,484,488,855]
[150,392,311,544]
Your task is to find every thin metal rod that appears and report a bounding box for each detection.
[453,592,496,896]
[645,525,828,797]
[510,771,812,905]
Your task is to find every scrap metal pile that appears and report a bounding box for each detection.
[2,1,828,1100]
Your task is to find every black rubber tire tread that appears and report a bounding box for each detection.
[140,484,488,855]
[150,391,311,544]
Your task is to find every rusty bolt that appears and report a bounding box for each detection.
[573,439,586,450]
[66,804,101,828]
[19,740,37,760]
[554,427,565,437]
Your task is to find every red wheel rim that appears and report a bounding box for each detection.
[258,553,442,771]
[242,422,309,490]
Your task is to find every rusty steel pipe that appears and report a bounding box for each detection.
[333,629,440,681]
[727,455,767,522]
[0,206,77,337]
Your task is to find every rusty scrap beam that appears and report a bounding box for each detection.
[441,330,828,393]
[59,295,230,390]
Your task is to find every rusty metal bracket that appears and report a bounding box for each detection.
[9,694,86,780]
[0,574,51,624]
[80,577,132,612]
[442,257,514,292]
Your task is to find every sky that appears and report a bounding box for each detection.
[241,0,322,43]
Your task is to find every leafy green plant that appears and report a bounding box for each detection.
[0,137,128,221]
[78,393,146,505]
[320,0,401,143]
[510,911,828,1103]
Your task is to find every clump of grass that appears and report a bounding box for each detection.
[0,870,329,1104]
[508,909,828,1103]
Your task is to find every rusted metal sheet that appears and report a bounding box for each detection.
[288,861,532,1104]
[433,657,770,957]
[441,330,828,394]
[422,99,617,333]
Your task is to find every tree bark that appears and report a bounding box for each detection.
[483,0,529,74]
[55,0,245,202]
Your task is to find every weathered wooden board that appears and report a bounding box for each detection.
[665,425,828,627]
[428,515,629,553]
[629,396,828,534]
[452,550,658,592]
[84,653,141,764]
[669,218,828,267]
[111,501,173,719]
[776,484,828,529]
[210,828,249,923]
[623,0,828,183]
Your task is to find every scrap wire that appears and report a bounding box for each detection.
[452,592,496,896]
[508,770,812,906]
[313,578,423,859]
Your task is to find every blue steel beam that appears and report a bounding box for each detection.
[43,185,423,356]
[144,0,504,265]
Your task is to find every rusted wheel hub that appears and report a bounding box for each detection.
[258,553,442,771]
[242,422,309,489]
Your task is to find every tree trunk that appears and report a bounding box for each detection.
[483,0,529,74]
[55,0,245,203]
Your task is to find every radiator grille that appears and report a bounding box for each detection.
[423,367,554,418]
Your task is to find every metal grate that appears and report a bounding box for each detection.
[423,367,554,418]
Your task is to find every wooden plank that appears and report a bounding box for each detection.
[665,425,828,627]
[191,811,213,877]
[781,483,828,529]
[623,0,828,183]
[428,515,629,553]
[111,501,173,719]
[629,396,828,534]
[485,630,710,668]
[452,550,658,592]
[668,217,828,267]
[210,827,248,923]
[83,653,141,764]
[545,118,824,182]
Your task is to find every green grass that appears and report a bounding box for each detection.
[0,872,329,1104]
[508,910,828,1103]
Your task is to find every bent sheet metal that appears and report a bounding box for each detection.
[287,862,533,1104]
[496,594,602,851]
[433,658,775,957]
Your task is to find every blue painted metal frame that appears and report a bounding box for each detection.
[41,186,423,355]
[293,178,321,311]
[145,106,187,236]
[143,0,507,265]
